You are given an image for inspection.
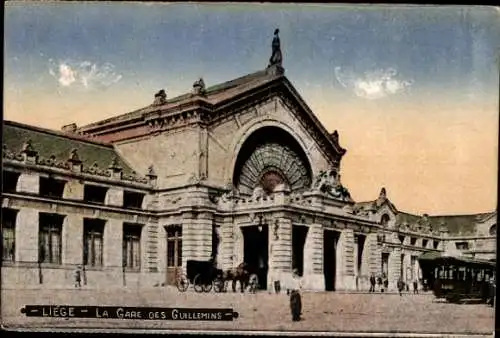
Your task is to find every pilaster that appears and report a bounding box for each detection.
[388,247,402,290]
[17,173,39,194]
[268,217,292,289]
[104,219,123,269]
[16,208,39,262]
[220,217,235,270]
[63,180,84,200]
[144,219,159,272]
[337,228,355,290]
[105,188,123,207]
[62,214,83,265]
[181,212,212,270]
[302,223,324,290]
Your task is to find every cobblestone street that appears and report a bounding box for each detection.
[1,287,494,335]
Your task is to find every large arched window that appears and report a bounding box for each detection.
[489,224,496,236]
[233,126,313,196]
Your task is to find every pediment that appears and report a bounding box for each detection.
[207,75,346,167]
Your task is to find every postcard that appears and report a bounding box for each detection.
[2,2,498,336]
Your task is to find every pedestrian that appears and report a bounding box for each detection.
[383,274,389,293]
[377,274,383,292]
[369,273,376,293]
[74,265,82,288]
[397,277,404,296]
[413,279,418,294]
[289,269,302,322]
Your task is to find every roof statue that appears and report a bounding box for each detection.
[267,29,284,75]
[193,78,206,95]
[153,89,167,105]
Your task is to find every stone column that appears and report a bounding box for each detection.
[268,217,292,290]
[302,223,324,291]
[336,228,355,291]
[17,173,39,194]
[16,208,39,263]
[62,214,83,265]
[388,247,402,291]
[105,188,123,207]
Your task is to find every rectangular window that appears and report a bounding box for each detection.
[123,191,145,209]
[83,184,108,204]
[167,226,182,267]
[39,177,66,198]
[422,239,428,248]
[433,240,440,249]
[123,223,142,270]
[39,213,64,264]
[455,241,469,250]
[2,208,18,262]
[83,219,105,267]
[2,171,20,193]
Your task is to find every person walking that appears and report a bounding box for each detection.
[369,273,376,293]
[413,279,419,294]
[74,265,82,288]
[397,277,404,296]
[377,274,383,292]
[289,269,303,322]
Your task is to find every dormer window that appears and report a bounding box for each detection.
[123,191,145,209]
[39,177,66,198]
[83,184,108,204]
[381,214,390,227]
[2,171,20,193]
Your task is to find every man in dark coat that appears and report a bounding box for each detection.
[397,277,404,296]
[290,269,302,321]
[369,273,376,293]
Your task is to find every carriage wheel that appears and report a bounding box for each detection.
[193,274,206,293]
[214,277,225,293]
[248,273,259,293]
[203,282,213,293]
[176,274,189,292]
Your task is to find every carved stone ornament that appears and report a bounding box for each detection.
[22,139,37,157]
[68,148,82,164]
[312,168,353,202]
[108,156,122,171]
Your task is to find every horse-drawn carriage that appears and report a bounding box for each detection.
[176,259,260,293]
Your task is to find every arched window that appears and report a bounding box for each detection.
[381,214,390,227]
[489,224,496,236]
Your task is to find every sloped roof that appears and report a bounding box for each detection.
[3,121,136,175]
[77,69,278,131]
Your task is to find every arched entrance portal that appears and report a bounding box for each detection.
[233,126,313,196]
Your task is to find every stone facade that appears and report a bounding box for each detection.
[2,35,496,291]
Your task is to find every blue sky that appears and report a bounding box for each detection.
[4,3,500,214]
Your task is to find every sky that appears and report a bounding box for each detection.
[4,3,500,215]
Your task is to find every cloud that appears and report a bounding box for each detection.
[334,66,413,100]
[49,60,122,90]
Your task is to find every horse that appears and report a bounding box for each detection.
[221,262,251,293]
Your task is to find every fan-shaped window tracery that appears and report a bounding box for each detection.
[233,126,312,196]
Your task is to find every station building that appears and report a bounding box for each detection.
[2,33,496,291]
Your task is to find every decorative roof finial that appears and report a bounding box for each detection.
[379,187,387,200]
[267,29,284,75]
[153,89,167,105]
[193,78,206,95]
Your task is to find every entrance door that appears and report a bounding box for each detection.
[242,225,269,289]
[166,225,182,286]
[324,230,339,291]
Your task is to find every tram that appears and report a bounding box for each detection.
[418,252,495,304]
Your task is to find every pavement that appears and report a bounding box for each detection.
[1,287,494,335]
